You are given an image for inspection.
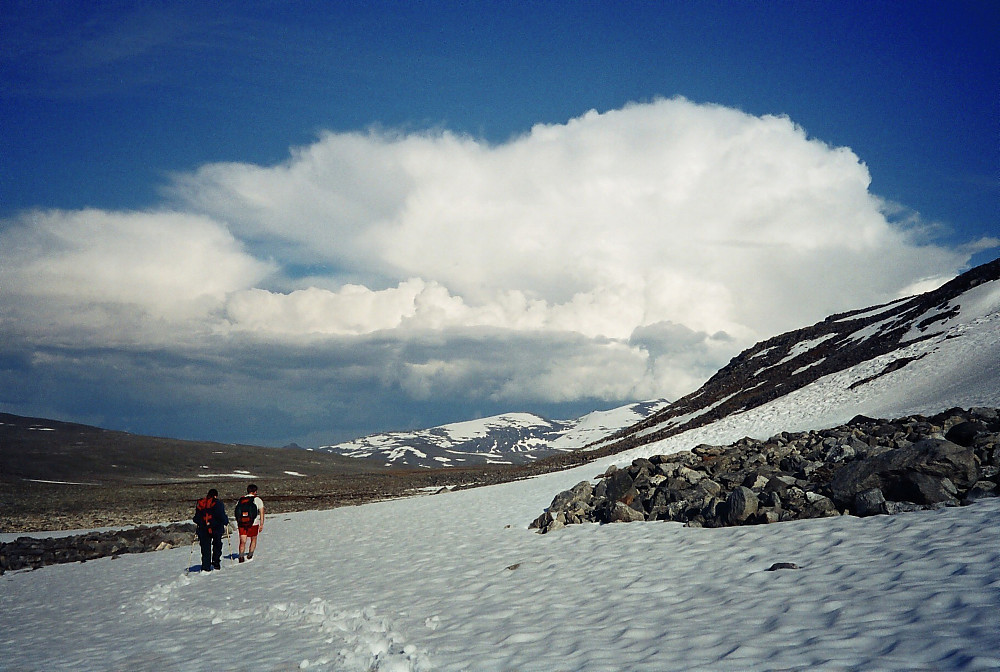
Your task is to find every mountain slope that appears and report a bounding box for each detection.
[316,400,669,468]
[0,412,385,485]
[593,257,1000,455]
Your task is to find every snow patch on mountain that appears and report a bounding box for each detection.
[318,402,669,468]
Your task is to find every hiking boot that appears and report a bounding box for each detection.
[247,553,253,560]
[238,555,245,563]
[212,562,221,570]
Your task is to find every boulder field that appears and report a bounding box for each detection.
[531,407,1000,533]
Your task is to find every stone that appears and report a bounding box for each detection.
[683,481,718,507]
[756,508,782,524]
[761,490,782,508]
[891,472,957,505]
[945,421,985,447]
[962,480,998,503]
[763,477,790,498]
[726,486,758,524]
[884,501,925,515]
[829,438,978,507]
[804,494,839,517]
[549,481,594,512]
[824,443,857,463]
[766,562,800,571]
[677,466,704,484]
[604,469,636,503]
[609,502,646,523]
[854,488,887,516]
[545,517,566,532]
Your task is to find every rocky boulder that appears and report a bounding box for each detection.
[828,438,977,511]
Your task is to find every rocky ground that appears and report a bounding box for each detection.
[0,463,544,533]
[0,523,198,573]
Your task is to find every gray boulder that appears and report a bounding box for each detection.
[854,488,888,516]
[895,472,957,505]
[945,421,985,447]
[962,480,998,503]
[726,486,758,524]
[609,502,647,523]
[603,468,636,504]
[829,439,977,511]
[549,481,594,512]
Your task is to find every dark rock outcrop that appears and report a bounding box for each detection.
[531,407,1000,533]
[0,522,196,573]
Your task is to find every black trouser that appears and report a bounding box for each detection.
[198,530,224,569]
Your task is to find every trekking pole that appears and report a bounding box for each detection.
[187,534,196,573]
[225,524,233,566]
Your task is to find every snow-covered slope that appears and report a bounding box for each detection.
[3,260,999,671]
[317,400,668,468]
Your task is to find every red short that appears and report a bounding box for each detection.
[238,525,259,538]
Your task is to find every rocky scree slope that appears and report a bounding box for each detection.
[531,407,1000,533]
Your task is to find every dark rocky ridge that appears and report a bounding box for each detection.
[530,407,1000,533]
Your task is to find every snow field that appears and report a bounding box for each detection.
[3,469,1000,671]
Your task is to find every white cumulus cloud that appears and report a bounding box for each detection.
[0,208,272,345]
[166,97,973,343]
[0,98,986,437]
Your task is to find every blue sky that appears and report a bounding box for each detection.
[1,1,997,446]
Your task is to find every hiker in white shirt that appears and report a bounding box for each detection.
[235,483,265,563]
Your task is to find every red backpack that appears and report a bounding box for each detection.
[195,497,216,534]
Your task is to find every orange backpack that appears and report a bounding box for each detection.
[195,497,216,534]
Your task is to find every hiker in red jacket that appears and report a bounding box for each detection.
[193,488,229,571]
[235,483,265,563]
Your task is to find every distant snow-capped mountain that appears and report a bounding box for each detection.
[316,400,669,468]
